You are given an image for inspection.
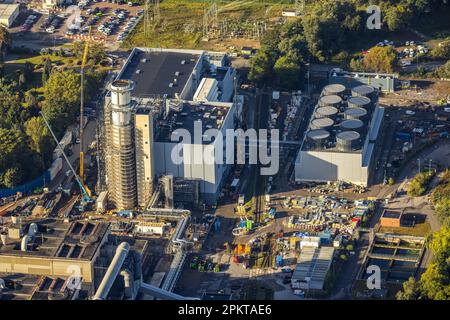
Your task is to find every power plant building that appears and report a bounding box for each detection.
[103,48,239,210]
[294,83,384,186]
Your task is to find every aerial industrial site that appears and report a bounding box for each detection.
[0,0,450,306]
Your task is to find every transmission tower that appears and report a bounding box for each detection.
[153,0,160,23]
[144,1,151,37]
[295,0,305,16]
[202,1,218,39]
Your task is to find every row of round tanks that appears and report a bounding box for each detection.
[307,129,330,148]
[340,119,364,133]
[318,94,342,107]
[336,130,361,152]
[311,117,334,130]
[323,84,346,97]
[352,85,376,101]
[315,106,339,119]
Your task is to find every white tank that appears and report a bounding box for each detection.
[112,109,132,126]
[21,235,30,252]
[28,223,38,237]
[109,80,134,107]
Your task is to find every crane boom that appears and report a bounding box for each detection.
[80,27,91,182]
[39,111,91,203]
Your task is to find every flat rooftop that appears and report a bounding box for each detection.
[0,218,110,261]
[118,49,201,98]
[0,273,90,300]
[155,102,232,143]
[292,247,334,290]
[382,210,402,219]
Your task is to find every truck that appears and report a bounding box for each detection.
[96,191,108,213]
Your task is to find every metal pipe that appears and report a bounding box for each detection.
[139,281,194,300]
[120,269,133,299]
[93,242,130,300]
[21,235,30,252]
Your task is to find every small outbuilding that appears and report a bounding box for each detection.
[380,209,403,228]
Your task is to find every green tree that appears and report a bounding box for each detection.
[248,49,273,86]
[0,25,12,55]
[396,277,421,300]
[42,58,52,84]
[25,117,53,155]
[42,70,81,136]
[273,55,303,89]
[1,167,23,188]
[362,46,398,73]
[431,43,450,60]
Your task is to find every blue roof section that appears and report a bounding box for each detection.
[369,106,384,142]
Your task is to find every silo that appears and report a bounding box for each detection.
[336,131,361,152]
[323,84,346,96]
[319,95,342,107]
[307,129,330,149]
[315,106,338,119]
[340,119,364,133]
[311,117,334,130]
[352,85,376,101]
[106,79,137,210]
[347,96,371,109]
[344,107,368,121]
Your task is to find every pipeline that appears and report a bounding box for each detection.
[93,242,130,300]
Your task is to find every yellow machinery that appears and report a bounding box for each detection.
[79,28,92,198]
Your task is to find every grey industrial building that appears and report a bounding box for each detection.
[328,69,397,93]
[103,48,239,210]
[294,82,384,186]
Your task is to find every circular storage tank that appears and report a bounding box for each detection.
[319,95,342,107]
[315,106,338,119]
[311,117,334,130]
[323,84,346,96]
[307,129,330,148]
[352,85,375,100]
[109,79,135,107]
[336,131,361,152]
[340,119,364,133]
[344,107,368,120]
[347,96,371,109]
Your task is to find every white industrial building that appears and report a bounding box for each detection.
[103,48,240,209]
[295,83,384,186]
[291,247,335,292]
[0,4,19,28]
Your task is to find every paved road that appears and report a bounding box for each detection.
[49,120,97,191]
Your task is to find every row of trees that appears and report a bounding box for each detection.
[431,170,450,226]
[0,29,106,188]
[397,226,450,300]
[397,168,450,300]
[407,170,435,197]
[248,0,450,88]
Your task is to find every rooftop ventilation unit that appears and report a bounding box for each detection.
[181,60,186,65]
[135,69,141,74]
[175,71,180,76]
[141,58,147,63]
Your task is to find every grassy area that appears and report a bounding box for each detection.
[123,0,291,51]
[378,221,432,237]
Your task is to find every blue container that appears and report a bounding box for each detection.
[276,255,283,267]
[214,219,221,232]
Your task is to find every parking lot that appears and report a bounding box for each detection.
[11,1,144,49]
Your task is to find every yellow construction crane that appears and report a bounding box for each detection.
[80,27,92,197]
